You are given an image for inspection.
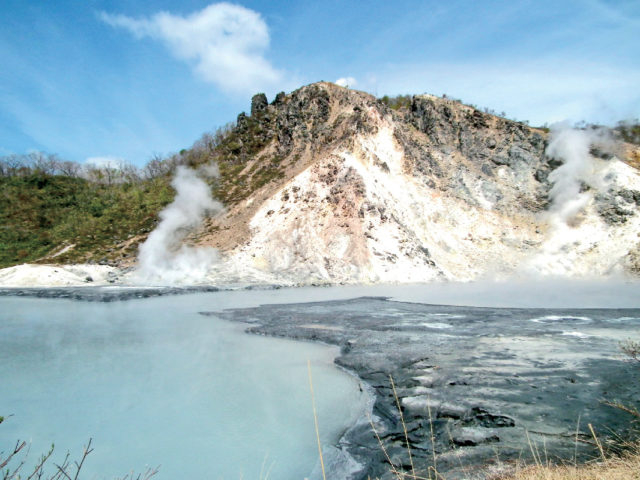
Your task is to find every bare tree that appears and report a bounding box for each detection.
[121,163,141,183]
[102,166,120,186]
[30,152,60,175]
[1,153,83,178]
[213,122,235,147]
[59,161,81,177]
[83,165,105,183]
[142,154,170,180]
[0,435,159,480]
[0,157,8,177]
[1,154,32,176]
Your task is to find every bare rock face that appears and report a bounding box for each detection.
[195,82,640,285]
[623,242,640,274]
[250,93,268,117]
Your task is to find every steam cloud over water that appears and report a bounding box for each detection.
[136,165,223,284]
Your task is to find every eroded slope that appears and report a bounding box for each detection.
[192,82,640,284]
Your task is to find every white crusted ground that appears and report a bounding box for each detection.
[221,112,640,285]
[524,159,640,277]
[0,264,124,287]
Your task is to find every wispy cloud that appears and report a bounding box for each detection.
[100,3,283,94]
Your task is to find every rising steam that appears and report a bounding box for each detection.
[135,165,223,284]
[526,125,612,275]
[545,127,595,226]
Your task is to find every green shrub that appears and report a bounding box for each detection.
[380,94,412,110]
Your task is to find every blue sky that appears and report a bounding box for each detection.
[1,0,638,167]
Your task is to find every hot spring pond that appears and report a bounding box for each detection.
[2,281,640,480]
[0,289,370,480]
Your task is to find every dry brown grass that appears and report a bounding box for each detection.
[493,447,640,480]
[623,146,640,170]
[498,398,640,480]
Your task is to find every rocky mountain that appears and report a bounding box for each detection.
[2,81,638,286]
[177,82,640,285]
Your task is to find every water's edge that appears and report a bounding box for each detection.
[0,287,374,480]
[3,285,639,479]
[210,297,640,479]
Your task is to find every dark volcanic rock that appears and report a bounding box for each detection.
[450,427,499,446]
[250,93,269,116]
[595,190,638,224]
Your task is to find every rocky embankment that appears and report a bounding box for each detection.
[209,297,640,479]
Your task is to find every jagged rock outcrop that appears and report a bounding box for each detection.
[192,82,640,284]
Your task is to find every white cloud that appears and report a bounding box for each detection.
[100,3,282,94]
[335,77,357,88]
[85,156,125,169]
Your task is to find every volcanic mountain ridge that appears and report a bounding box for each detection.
[180,82,640,284]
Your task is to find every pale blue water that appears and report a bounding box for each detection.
[2,280,639,479]
[0,290,370,480]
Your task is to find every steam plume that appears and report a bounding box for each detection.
[526,125,611,275]
[135,166,223,284]
[545,126,595,226]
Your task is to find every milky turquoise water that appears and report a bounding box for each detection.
[0,291,370,480]
[2,280,639,479]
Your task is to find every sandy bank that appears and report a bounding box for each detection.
[0,264,126,287]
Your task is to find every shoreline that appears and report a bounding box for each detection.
[2,266,640,311]
[209,297,640,479]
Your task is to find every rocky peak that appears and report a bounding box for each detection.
[250,93,268,117]
[194,82,640,284]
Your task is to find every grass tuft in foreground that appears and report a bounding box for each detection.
[491,446,640,480]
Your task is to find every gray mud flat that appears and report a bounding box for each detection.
[206,297,640,480]
[0,286,222,301]
[0,284,289,302]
